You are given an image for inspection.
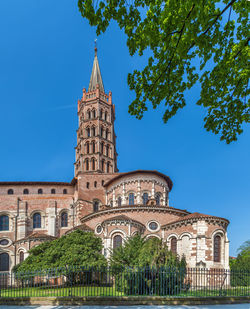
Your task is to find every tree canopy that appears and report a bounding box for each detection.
[110,234,186,268]
[14,230,107,272]
[78,0,249,143]
[230,239,250,270]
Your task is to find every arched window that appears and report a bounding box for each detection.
[0,253,9,271]
[92,158,95,170]
[92,141,95,153]
[104,112,107,121]
[214,235,221,262]
[87,110,91,119]
[100,109,103,119]
[92,126,96,136]
[33,213,41,229]
[117,196,122,206]
[0,215,9,231]
[101,160,105,172]
[93,201,99,212]
[106,145,109,156]
[129,193,134,205]
[86,159,89,171]
[7,189,13,195]
[38,189,43,194]
[61,212,68,227]
[106,129,109,140]
[110,200,113,207]
[19,251,24,263]
[86,142,90,154]
[51,188,56,194]
[63,189,67,194]
[23,189,29,195]
[107,161,110,173]
[86,128,90,137]
[94,181,97,188]
[92,109,96,118]
[155,193,161,206]
[113,235,122,249]
[170,237,177,254]
[101,142,104,154]
[142,193,149,205]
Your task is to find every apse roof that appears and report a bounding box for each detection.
[104,170,173,191]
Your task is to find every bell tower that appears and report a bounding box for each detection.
[74,47,118,176]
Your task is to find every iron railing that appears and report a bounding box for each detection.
[0,267,249,298]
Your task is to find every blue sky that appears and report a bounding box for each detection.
[0,0,249,256]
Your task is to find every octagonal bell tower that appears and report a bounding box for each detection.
[74,47,118,176]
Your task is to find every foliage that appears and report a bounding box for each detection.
[230,240,250,286]
[110,235,186,295]
[78,0,250,143]
[13,230,107,273]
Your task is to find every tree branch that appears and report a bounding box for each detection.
[233,38,250,59]
[148,4,196,91]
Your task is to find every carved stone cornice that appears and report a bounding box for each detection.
[106,175,169,194]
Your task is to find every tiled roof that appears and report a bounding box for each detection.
[14,232,57,243]
[0,181,72,186]
[162,212,229,228]
[65,223,94,234]
[104,170,173,190]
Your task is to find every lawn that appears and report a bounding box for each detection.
[0,285,249,298]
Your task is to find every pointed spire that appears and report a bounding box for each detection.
[88,46,105,93]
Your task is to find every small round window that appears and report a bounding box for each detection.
[0,239,9,246]
[96,225,102,234]
[148,221,159,231]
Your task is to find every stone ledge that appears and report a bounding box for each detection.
[0,296,249,306]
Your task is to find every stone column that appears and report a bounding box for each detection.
[17,200,28,240]
[105,190,108,205]
[152,181,155,198]
[224,233,230,269]
[122,183,126,205]
[48,201,57,237]
[112,189,116,207]
[163,187,166,205]
[137,180,141,204]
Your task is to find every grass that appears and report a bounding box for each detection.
[0,286,249,298]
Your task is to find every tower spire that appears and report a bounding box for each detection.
[88,44,104,92]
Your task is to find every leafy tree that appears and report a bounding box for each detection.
[110,235,186,295]
[78,0,249,143]
[230,240,250,286]
[110,233,146,268]
[14,230,107,273]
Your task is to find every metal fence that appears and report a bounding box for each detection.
[0,267,249,298]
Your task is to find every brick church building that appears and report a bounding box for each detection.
[0,48,230,272]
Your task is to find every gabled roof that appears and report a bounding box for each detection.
[14,232,57,244]
[65,223,94,235]
[88,47,104,92]
[104,170,173,190]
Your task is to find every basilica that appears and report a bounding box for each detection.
[0,48,230,272]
